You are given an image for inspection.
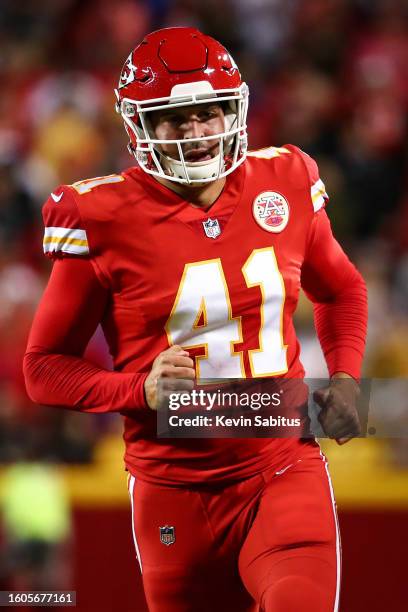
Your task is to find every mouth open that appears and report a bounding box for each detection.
[184,148,213,163]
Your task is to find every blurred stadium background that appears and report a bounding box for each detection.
[0,0,407,610]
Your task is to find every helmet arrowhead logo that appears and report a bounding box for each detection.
[119,53,137,88]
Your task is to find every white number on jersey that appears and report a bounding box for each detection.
[165,248,287,381]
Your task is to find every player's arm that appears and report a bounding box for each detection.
[24,179,195,413]
[23,257,149,413]
[24,255,196,413]
[300,209,368,443]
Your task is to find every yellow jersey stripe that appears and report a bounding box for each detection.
[43,226,89,255]
[43,236,88,247]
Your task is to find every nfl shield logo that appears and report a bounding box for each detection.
[160,525,176,546]
[202,218,221,239]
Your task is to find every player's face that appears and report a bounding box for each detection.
[149,103,225,163]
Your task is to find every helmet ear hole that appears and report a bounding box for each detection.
[123,102,136,117]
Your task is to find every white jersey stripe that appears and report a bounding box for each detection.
[311,178,327,196]
[247,146,290,159]
[312,193,326,212]
[319,450,341,612]
[128,475,143,573]
[311,178,329,212]
[43,227,89,255]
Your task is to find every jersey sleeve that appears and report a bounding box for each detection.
[42,186,90,258]
[24,257,148,413]
[286,145,329,213]
[301,210,368,379]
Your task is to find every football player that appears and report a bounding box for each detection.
[24,28,367,612]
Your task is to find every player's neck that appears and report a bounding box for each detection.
[153,176,226,210]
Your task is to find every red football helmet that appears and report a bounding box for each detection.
[115,27,248,184]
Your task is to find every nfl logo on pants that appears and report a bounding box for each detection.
[160,525,176,546]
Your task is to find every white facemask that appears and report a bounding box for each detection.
[117,81,249,185]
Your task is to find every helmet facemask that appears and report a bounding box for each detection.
[116,81,249,185]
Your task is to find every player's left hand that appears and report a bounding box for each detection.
[313,374,361,445]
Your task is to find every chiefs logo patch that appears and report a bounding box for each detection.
[253,191,290,233]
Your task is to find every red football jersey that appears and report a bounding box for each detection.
[41,145,340,485]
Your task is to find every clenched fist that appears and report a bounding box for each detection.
[313,374,362,445]
[144,345,196,410]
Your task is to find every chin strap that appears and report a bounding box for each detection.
[161,153,223,183]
